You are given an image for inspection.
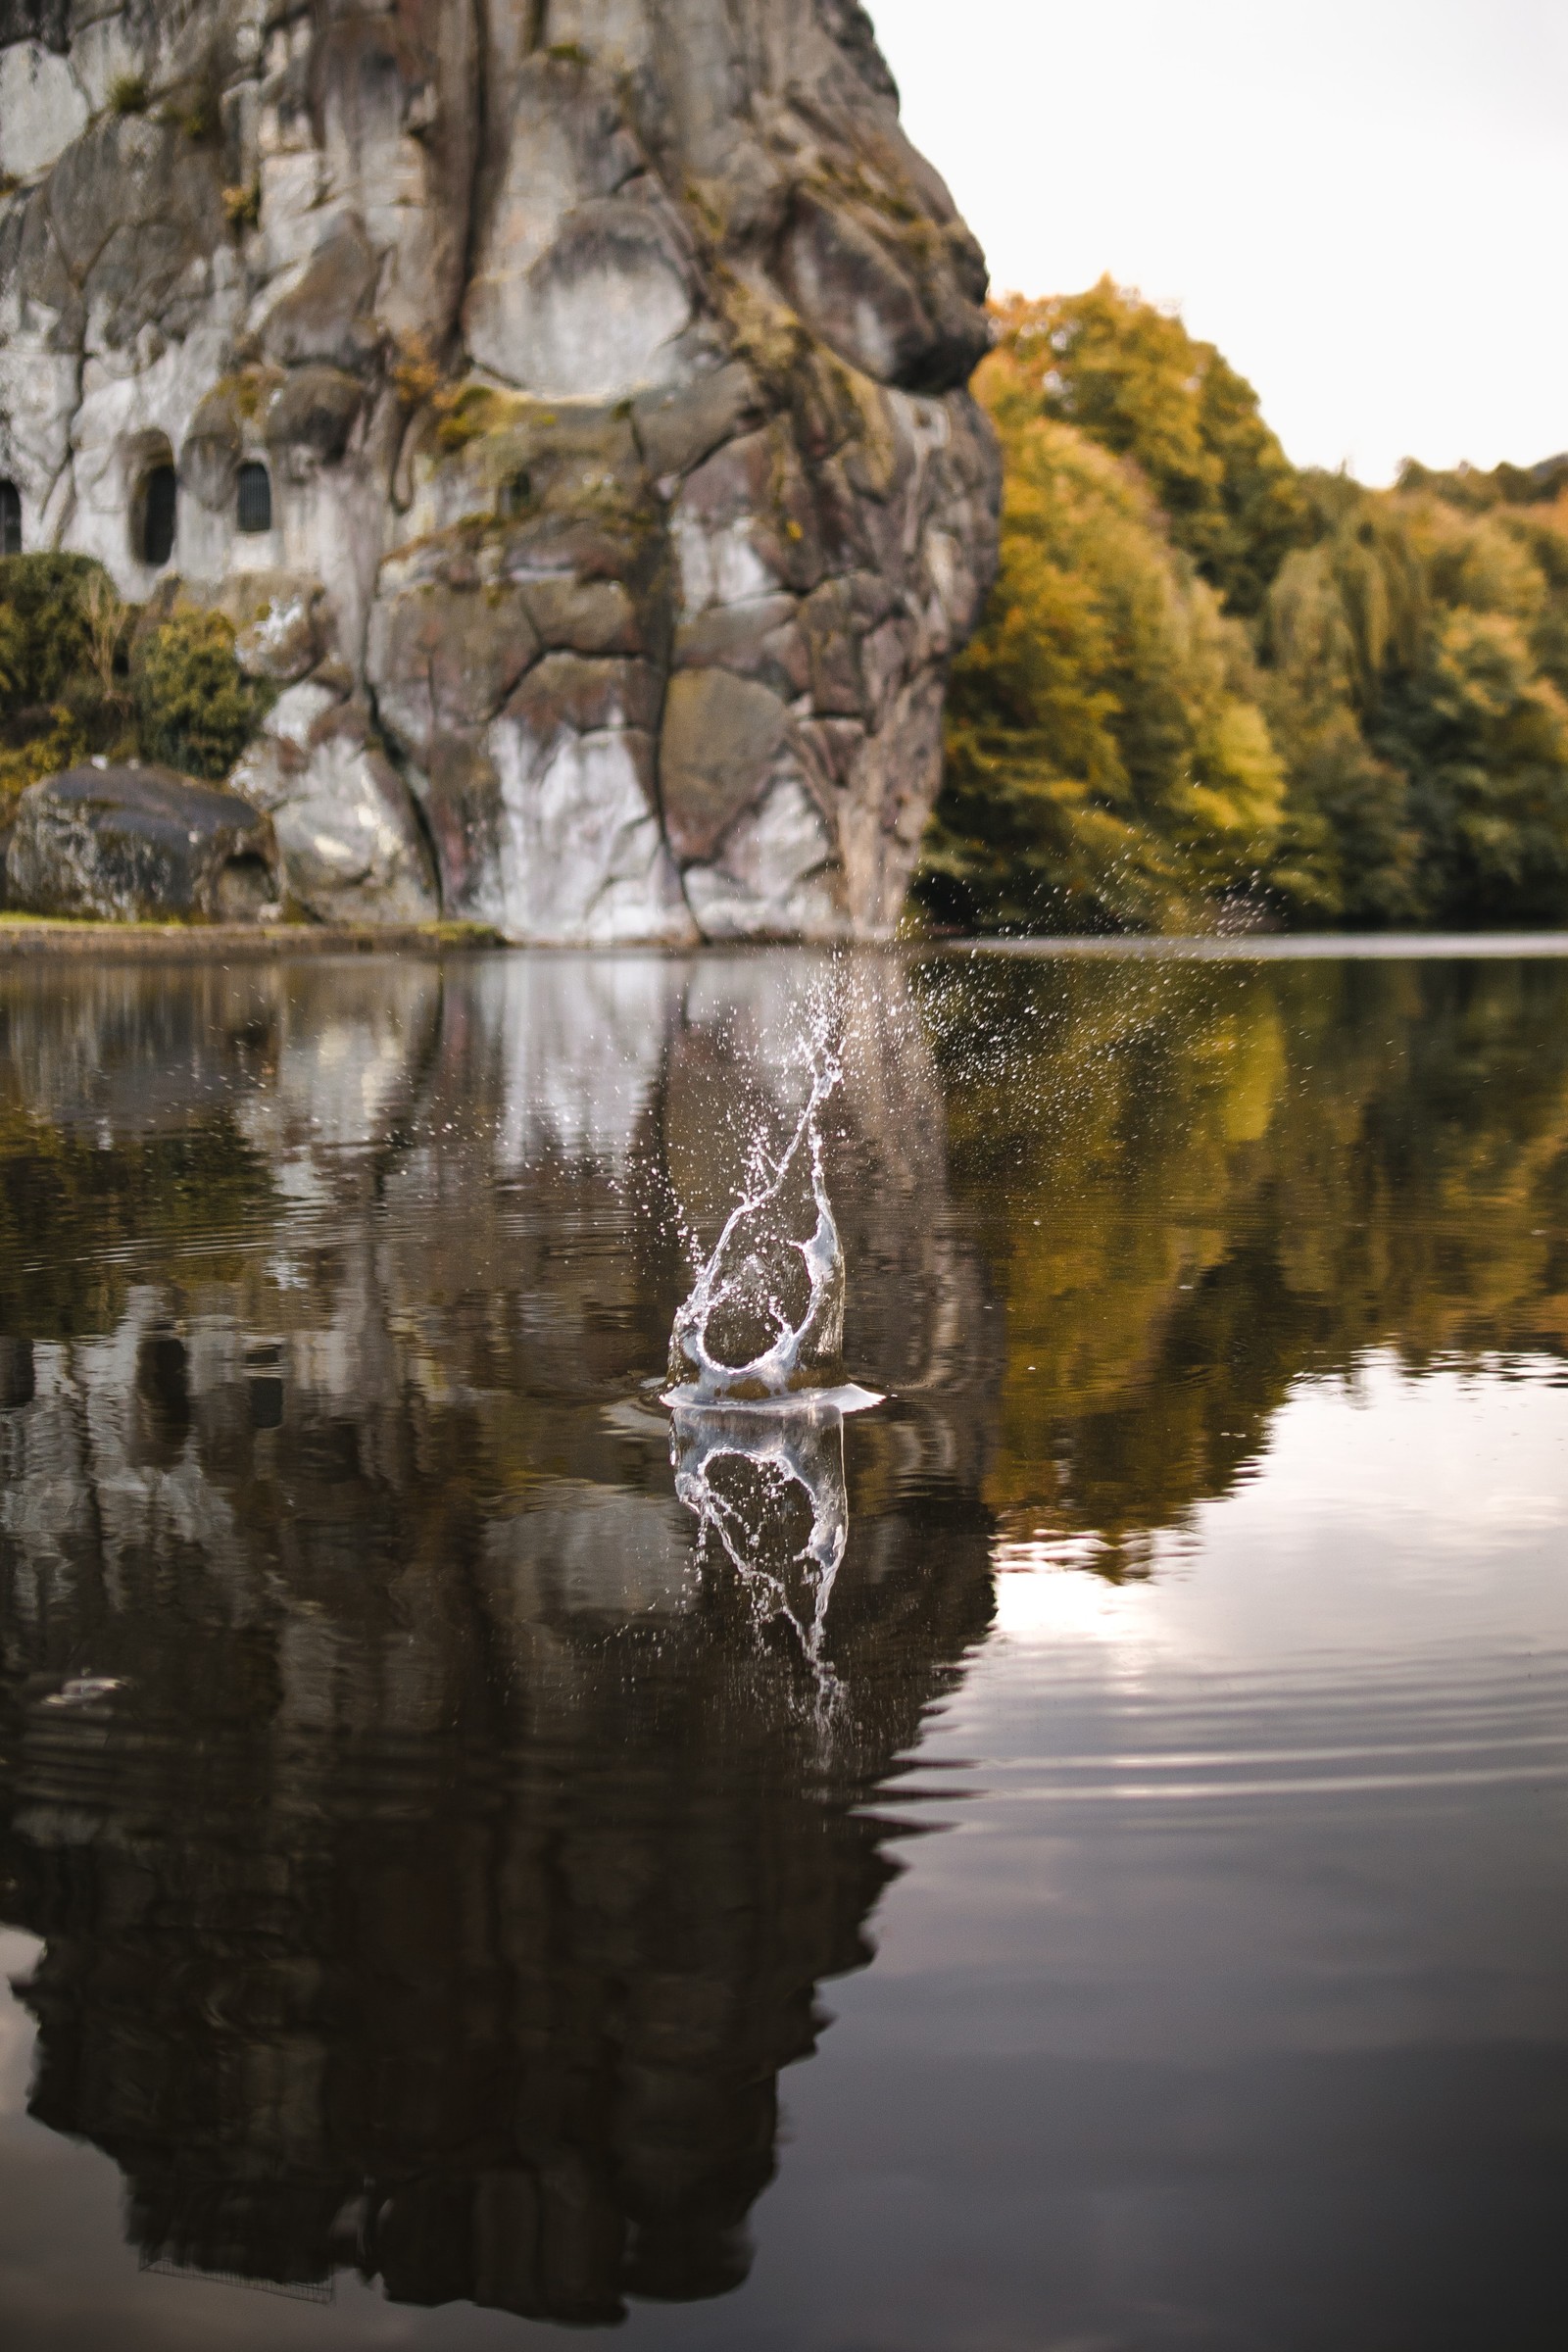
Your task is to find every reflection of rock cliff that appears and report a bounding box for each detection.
[0,952,999,2320]
[0,3,1000,938]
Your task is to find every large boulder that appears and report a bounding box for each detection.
[229,683,439,925]
[7,763,278,922]
[0,0,1001,942]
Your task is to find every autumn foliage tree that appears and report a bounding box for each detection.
[922,291,1287,932]
[998,280,1310,617]
[924,279,1568,932]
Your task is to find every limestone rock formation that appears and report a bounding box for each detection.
[8,760,278,916]
[0,0,999,939]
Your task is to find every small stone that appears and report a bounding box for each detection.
[233,713,437,924]
[264,366,365,464]
[259,223,380,370]
[504,653,662,742]
[520,576,646,658]
[368,583,541,760]
[633,364,763,481]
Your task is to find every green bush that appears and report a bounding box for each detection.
[0,555,133,824]
[0,553,104,703]
[0,558,267,826]
[132,609,266,780]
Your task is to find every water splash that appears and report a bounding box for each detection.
[664,1001,875,1408]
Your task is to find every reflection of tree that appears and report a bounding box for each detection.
[927,955,1568,1565]
[0,952,996,2323]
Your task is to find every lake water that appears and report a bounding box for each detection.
[0,942,1564,2352]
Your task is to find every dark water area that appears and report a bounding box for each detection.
[0,944,1564,2351]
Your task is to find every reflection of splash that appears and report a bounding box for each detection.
[666,1004,850,1403]
[670,1401,854,1675]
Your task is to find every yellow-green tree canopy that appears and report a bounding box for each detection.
[1263,473,1568,923]
[993,280,1310,617]
[924,284,1568,934]
[921,332,1285,933]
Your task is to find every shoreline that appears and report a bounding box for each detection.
[0,916,505,959]
[1,917,1567,964]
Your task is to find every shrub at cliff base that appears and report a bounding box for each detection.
[0,555,129,825]
[131,610,267,783]
[0,559,265,834]
[924,278,1568,932]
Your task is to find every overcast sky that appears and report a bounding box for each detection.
[871,0,1568,485]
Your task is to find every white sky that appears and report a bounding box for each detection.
[871,0,1568,485]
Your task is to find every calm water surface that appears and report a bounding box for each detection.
[0,944,1565,2351]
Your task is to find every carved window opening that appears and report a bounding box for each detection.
[236,462,272,534]
[138,463,177,567]
[0,479,20,556]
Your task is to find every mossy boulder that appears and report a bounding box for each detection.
[7,762,278,922]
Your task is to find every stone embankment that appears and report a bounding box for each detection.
[0,0,1000,941]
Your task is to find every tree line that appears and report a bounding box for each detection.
[920,281,1568,933]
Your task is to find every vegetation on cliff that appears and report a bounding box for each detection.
[0,558,263,829]
[922,280,1568,932]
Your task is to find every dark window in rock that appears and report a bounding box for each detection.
[140,464,177,566]
[0,480,21,556]
[236,461,272,533]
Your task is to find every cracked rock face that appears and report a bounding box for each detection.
[0,0,1000,940]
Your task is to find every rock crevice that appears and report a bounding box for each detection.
[0,0,1000,938]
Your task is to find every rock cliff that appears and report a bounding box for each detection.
[0,1,1000,938]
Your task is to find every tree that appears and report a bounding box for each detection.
[925,282,1568,934]
[920,362,1285,934]
[1261,478,1568,924]
[990,280,1311,616]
